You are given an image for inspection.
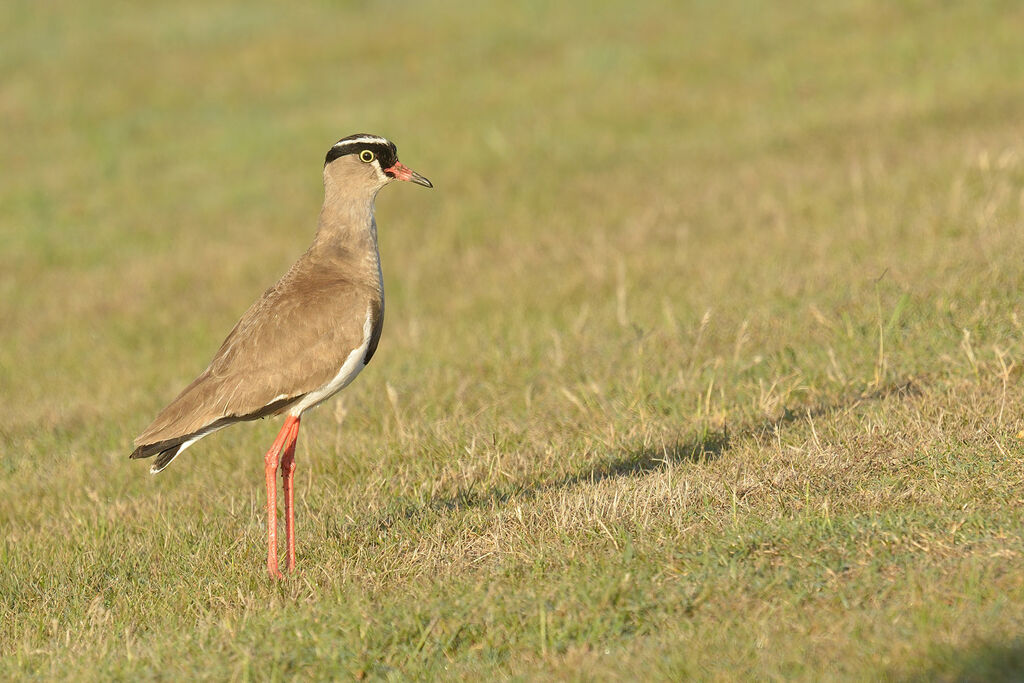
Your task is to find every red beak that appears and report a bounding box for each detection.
[384,161,432,188]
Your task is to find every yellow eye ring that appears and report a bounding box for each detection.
[360,150,375,163]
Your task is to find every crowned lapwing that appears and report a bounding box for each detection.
[131,134,432,578]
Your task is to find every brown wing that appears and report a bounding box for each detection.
[131,258,376,456]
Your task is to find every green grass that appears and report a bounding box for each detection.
[2,0,1024,679]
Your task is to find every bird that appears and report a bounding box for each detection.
[130,133,432,578]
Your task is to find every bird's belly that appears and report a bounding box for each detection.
[288,305,373,416]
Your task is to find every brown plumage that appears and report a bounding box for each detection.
[130,240,383,470]
[130,134,431,577]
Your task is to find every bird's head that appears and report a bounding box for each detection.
[323,134,432,195]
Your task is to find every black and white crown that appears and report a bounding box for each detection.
[325,134,398,168]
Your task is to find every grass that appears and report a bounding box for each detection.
[2,0,1024,679]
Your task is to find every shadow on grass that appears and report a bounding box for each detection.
[901,638,1024,682]
[581,378,919,484]
[376,379,919,530]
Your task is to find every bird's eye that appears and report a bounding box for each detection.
[360,150,375,163]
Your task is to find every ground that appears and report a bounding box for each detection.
[2,0,1024,679]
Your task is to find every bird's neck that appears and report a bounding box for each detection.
[312,181,383,289]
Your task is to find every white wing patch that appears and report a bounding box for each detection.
[287,304,374,417]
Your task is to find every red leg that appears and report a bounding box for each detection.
[264,416,298,579]
[280,416,301,572]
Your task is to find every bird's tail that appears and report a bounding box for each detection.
[129,427,220,474]
[151,443,186,474]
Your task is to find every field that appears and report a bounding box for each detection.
[2,0,1024,679]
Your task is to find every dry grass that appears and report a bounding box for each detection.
[2,0,1024,679]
